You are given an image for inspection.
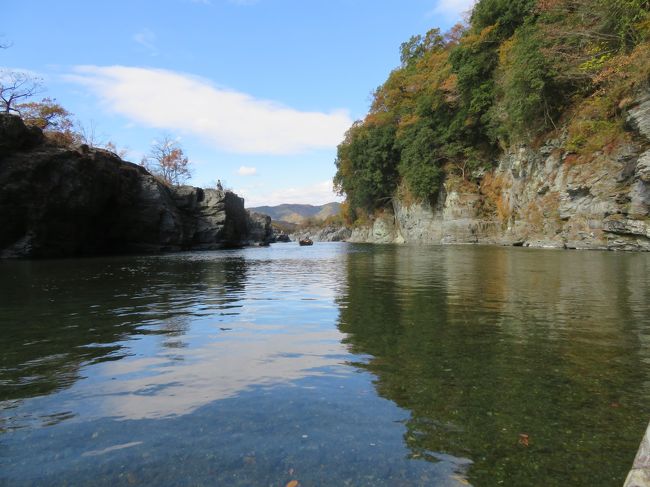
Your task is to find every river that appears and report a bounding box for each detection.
[1,243,649,486]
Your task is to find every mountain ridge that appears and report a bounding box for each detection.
[248,202,341,224]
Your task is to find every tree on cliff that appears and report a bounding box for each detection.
[0,70,43,114]
[141,135,192,186]
[16,97,73,131]
[333,0,650,220]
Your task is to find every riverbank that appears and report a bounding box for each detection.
[344,90,650,252]
[626,422,650,487]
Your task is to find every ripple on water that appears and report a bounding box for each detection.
[0,244,649,486]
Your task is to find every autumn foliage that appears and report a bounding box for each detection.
[141,135,192,186]
[335,0,650,220]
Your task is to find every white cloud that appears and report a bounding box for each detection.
[94,325,349,420]
[237,165,257,176]
[133,29,158,56]
[240,179,343,207]
[429,0,475,20]
[66,66,352,155]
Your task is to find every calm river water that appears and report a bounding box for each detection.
[1,243,649,486]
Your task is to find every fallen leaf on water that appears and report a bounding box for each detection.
[286,481,299,487]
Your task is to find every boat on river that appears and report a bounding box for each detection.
[299,238,313,246]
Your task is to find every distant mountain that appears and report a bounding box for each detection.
[248,202,341,224]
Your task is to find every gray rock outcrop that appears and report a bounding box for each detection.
[292,225,352,243]
[350,90,650,251]
[246,211,273,245]
[0,114,268,258]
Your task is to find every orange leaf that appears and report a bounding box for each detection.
[286,481,299,487]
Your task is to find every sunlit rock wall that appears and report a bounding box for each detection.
[352,90,650,251]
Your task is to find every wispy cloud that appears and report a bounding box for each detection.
[237,166,257,176]
[240,180,342,207]
[188,0,212,5]
[66,66,352,155]
[428,0,475,20]
[133,29,158,56]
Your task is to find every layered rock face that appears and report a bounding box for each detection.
[246,211,273,244]
[171,185,257,250]
[291,226,352,243]
[350,91,650,251]
[0,115,271,258]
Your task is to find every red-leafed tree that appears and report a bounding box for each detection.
[141,134,192,186]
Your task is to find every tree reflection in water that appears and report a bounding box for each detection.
[0,254,248,406]
[337,245,650,486]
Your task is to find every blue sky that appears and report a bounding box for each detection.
[2,0,473,206]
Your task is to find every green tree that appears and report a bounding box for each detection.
[489,24,561,142]
[448,0,538,142]
[400,28,445,67]
[471,0,537,37]
[397,124,444,200]
[334,123,399,212]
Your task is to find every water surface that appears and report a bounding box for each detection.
[1,244,649,486]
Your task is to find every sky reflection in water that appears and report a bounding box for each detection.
[1,243,649,486]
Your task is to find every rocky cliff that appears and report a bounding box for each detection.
[0,114,272,258]
[349,91,650,251]
[290,225,352,243]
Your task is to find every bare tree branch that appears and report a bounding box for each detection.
[142,134,192,186]
[0,70,43,113]
[74,119,105,147]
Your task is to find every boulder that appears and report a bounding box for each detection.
[0,113,43,158]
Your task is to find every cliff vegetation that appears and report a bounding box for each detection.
[334,0,650,222]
